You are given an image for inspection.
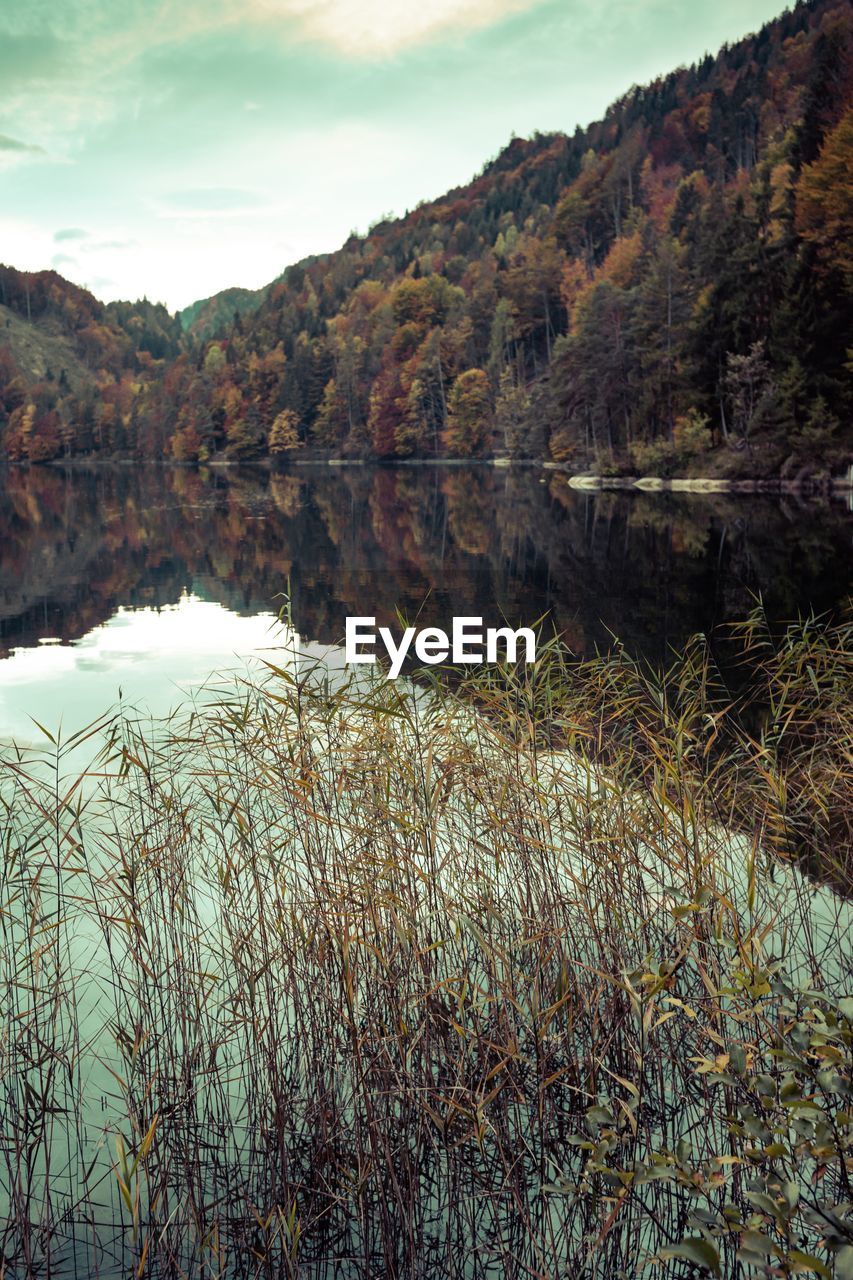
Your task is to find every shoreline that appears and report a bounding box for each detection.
[544,469,853,495]
[18,454,852,496]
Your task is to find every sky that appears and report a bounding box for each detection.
[0,0,792,314]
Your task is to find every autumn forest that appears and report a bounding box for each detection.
[1,0,851,479]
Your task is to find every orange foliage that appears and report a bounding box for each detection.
[796,107,853,289]
[640,158,684,231]
[600,231,644,290]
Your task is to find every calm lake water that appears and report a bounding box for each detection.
[0,462,850,738]
[1,461,850,1278]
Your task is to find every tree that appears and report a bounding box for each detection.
[724,341,773,449]
[442,369,492,458]
[170,423,203,462]
[494,368,531,457]
[203,344,227,376]
[487,298,517,382]
[551,278,634,460]
[2,1,849,473]
[269,408,302,455]
[789,395,841,466]
[796,108,853,292]
[368,366,406,458]
[631,234,691,440]
[225,413,265,459]
[312,378,346,448]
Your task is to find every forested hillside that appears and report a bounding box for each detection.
[177,283,274,343]
[1,0,851,476]
[0,267,182,461]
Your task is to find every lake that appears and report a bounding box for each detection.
[0,461,851,738]
[1,461,851,1279]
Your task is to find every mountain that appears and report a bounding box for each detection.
[178,283,274,342]
[1,0,851,477]
[0,266,183,461]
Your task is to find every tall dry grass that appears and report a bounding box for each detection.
[0,608,850,1278]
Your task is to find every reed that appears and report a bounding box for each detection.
[0,608,850,1278]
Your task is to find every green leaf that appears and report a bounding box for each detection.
[660,1238,720,1274]
[836,1245,853,1280]
[836,998,853,1024]
[787,1251,830,1278]
[738,1230,781,1263]
[746,1190,784,1219]
[730,1044,747,1075]
[586,1105,615,1125]
[540,1179,577,1196]
[28,716,56,744]
[780,1181,800,1211]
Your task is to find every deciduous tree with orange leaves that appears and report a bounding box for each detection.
[442,368,492,458]
[796,107,853,291]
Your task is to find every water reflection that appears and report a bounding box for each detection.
[1,463,850,1277]
[1,665,849,1278]
[0,463,850,709]
[0,596,284,742]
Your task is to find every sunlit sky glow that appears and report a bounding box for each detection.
[1,0,790,312]
[0,597,280,740]
[0,594,359,740]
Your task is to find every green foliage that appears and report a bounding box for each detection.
[630,409,713,475]
[725,341,775,446]
[790,395,842,465]
[629,436,681,477]
[673,407,712,458]
[225,413,264,459]
[494,367,531,457]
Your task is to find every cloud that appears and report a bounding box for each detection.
[52,252,79,267]
[54,227,89,241]
[249,0,540,57]
[0,133,45,153]
[0,132,48,168]
[0,31,64,88]
[0,0,541,166]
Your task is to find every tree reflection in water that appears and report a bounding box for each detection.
[0,462,850,666]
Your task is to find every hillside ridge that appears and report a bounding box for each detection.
[1,0,850,477]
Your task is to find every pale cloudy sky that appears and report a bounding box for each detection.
[0,0,790,313]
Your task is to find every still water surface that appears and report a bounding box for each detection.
[0,461,850,1277]
[0,462,850,737]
